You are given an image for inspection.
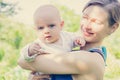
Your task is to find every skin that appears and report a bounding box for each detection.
[18,5,118,80]
[34,5,64,44]
[28,5,65,57]
[29,5,85,56]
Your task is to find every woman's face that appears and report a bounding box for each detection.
[81,5,112,43]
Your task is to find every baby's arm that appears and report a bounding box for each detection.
[22,42,48,63]
[23,41,64,62]
[20,42,51,80]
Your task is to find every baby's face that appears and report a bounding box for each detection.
[35,17,63,44]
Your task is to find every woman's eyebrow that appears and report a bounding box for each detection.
[82,12,88,16]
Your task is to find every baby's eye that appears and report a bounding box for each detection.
[48,24,55,28]
[38,26,44,30]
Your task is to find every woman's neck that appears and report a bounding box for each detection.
[81,41,102,51]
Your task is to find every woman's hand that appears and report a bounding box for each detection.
[28,71,50,80]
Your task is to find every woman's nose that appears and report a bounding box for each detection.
[86,20,93,29]
[86,25,91,29]
[85,21,92,29]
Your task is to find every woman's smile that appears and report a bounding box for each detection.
[83,30,94,37]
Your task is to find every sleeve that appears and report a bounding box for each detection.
[66,32,81,48]
[20,43,39,62]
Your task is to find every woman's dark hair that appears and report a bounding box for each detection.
[83,0,120,26]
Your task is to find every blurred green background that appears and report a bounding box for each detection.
[0,0,120,80]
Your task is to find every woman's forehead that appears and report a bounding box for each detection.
[83,5,109,22]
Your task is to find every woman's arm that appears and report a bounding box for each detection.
[18,47,105,74]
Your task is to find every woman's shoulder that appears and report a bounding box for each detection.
[88,46,107,62]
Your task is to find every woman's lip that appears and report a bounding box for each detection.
[83,30,94,37]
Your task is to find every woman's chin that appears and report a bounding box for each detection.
[85,37,96,43]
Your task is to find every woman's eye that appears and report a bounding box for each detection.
[81,16,88,23]
[95,21,102,24]
[92,20,102,25]
[38,26,44,30]
[49,24,55,28]
[82,16,88,21]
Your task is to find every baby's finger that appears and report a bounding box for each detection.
[77,39,80,44]
[33,48,40,53]
[74,40,79,46]
[77,40,81,45]
[38,49,49,55]
[34,43,41,48]
[80,40,86,47]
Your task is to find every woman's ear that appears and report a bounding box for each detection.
[110,23,119,33]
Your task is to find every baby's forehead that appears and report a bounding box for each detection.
[34,6,61,23]
[34,16,61,26]
[35,14,60,23]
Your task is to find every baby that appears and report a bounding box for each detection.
[22,5,86,80]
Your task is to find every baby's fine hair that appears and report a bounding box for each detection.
[33,5,61,22]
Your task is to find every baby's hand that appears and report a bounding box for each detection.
[28,43,45,56]
[74,37,86,47]
[28,43,48,56]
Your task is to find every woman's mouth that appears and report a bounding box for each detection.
[83,30,94,37]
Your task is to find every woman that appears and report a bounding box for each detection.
[18,0,120,80]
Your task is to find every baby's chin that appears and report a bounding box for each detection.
[44,41,53,44]
[39,37,59,44]
[45,39,59,44]
[43,40,55,44]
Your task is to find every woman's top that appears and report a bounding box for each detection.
[50,46,107,80]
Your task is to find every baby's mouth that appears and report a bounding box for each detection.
[45,36,51,39]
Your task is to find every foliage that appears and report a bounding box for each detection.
[59,6,80,32]
[0,1,18,16]
[104,27,120,59]
[0,16,35,80]
[0,48,5,61]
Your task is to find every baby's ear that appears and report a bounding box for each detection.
[33,26,38,32]
[60,21,64,28]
